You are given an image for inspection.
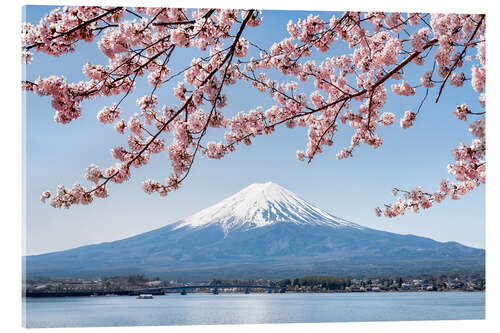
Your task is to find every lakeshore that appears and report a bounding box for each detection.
[24,273,485,297]
[24,288,484,298]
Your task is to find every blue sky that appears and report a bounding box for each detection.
[23,5,485,255]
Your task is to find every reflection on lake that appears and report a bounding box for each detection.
[24,291,485,328]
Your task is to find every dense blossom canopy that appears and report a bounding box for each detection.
[23,7,485,217]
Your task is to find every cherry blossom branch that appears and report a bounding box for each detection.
[170,10,256,185]
[26,9,485,215]
[23,7,123,51]
[229,38,438,162]
[74,10,257,203]
[152,9,216,26]
[306,101,346,163]
[435,14,485,103]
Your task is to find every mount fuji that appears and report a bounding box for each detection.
[25,182,484,280]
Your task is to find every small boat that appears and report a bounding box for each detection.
[180,290,187,295]
[136,294,154,299]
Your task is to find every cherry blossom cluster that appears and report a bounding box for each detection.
[97,105,120,124]
[23,7,485,215]
[378,13,486,218]
[26,8,260,207]
[378,107,485,218]
[22,7,125,61]
[391,81,415,96]
[400,110,416,129]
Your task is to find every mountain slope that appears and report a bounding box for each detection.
[25,182,484,280]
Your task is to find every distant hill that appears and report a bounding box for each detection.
[25,182,484,280]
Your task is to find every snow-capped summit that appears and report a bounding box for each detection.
[175,182,364,233]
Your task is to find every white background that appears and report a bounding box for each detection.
[2,0,499,332]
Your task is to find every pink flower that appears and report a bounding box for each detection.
[421,199,432,209]
[471,66,485,93]
[310,90,324,108]
[234,38,249,58]
[171,28,190,47]
[94,185,108,198]
[296,150,305,161]
[205,141,226,159]
[469,117,485,139]
[242,10,262,27]
[142,179,160,194]
[111,146,127,161]
[114,119,126,134]
[146,137,165,154]
[449,72,465,87]
[287,20,300,38]
[408,13,421,26]
[40,191,51,203]
[410,28,429,52]
[434,192,446,203]
[453,104,469,121]
[379,112,395,126]
[97,105,120,124]
[105,163,130,184]
[85,164,102,184]
[420,71,434,88]
[391,81,415,96]
[174,82,186,100]
[128,116,142,136]
[400,110,416,129]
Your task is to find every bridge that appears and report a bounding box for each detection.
[24,285,287,298]
[130,285,286,295]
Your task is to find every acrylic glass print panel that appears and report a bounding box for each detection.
[22,3,485,328]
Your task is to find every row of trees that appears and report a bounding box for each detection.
[278,276,351,290]
[276,273,485,290]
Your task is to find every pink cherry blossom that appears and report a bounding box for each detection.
[400,111,416,129]
[420,71,435,88]
[114,119,126,134]
[97,105,120,124]
[379,112,395,126]
[391,81,415,96]
[22,7,484,215]
[454,104,469,121]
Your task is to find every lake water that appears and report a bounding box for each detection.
[23,292,485,328]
